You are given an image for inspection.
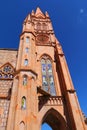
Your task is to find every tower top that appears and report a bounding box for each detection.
[35,7,44,15]
[35,7,45,18]
[24,7,50,23]
[22,7,56,45]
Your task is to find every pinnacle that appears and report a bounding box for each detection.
[35,7,45,17]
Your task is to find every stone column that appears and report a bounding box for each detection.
[58,54,86,130]
[27,76,38,130]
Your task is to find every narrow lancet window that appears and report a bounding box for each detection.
[25,47,29,53]
[41,56,56,96]
[21,96,26,109]
[26,37,29,43]
[23,75,27,86]
[24,59,28,66]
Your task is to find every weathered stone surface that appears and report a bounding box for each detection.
[0,49,17,68]
[0,7,87,130]
[0,99,10,128]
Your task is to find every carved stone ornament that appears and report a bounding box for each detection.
[36,34,49,45]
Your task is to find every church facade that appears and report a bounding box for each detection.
[0,7,87,130]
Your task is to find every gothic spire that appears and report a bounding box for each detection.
[35,7,45,18]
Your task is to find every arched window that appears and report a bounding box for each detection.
[24,59,28,66]
[26,37,29,43]
[21,96,26,109]
[0,63,14,79]
[9,74,13,78]
[25,47,29,53]
[23,75,27,86]
[4,74,8,78]
[41,56,56,96]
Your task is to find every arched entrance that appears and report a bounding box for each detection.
[41,123,52,130]
[41,108,68,130]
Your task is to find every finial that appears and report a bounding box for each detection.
[31,10,35,16]
[45,11,49,18]
[35,7,44,16]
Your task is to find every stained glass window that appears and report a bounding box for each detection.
[3,66,11,72]
[41,56,56,96]
[4,74,8,78]
[21,97,26,109]
[0,63,14,79]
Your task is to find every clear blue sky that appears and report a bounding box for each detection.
[0,0,87,129]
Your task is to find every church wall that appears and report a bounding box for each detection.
[0,80,13,130]
[0,49,17,68]
[0,49,17,130]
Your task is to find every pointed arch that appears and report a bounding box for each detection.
[40,54,56,95]
[35,7,45,18]
[41,123,52,130]
[0,62,14,70]
[19,121,25,130]
[21,96,26,109]
[22,75,28,86]
[25,47,29,53]
[41,108,68,130]
[24,59,28,66]
[40,53,53,62]
[26,37,30,43]
[0,62,14,79]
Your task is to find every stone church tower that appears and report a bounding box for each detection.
[0,7,87,130]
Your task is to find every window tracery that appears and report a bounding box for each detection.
[0,63,14,79]
[41,55,56,96]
